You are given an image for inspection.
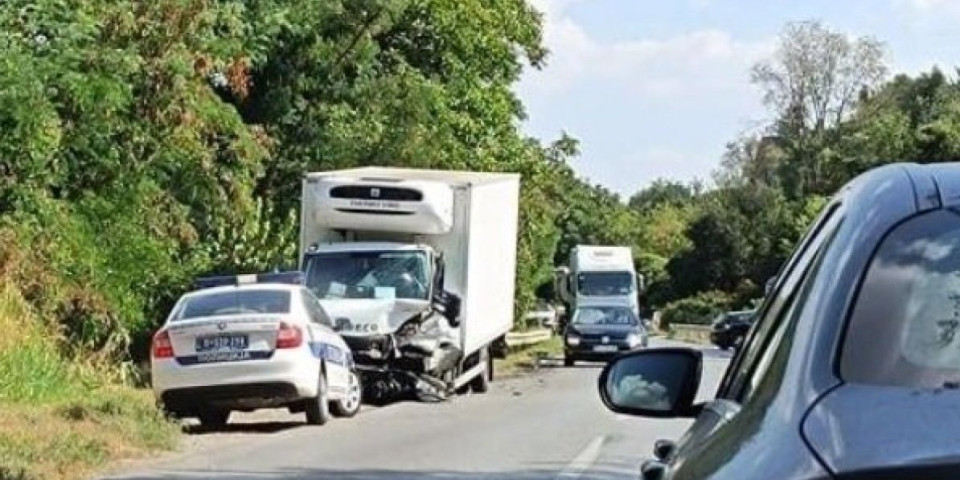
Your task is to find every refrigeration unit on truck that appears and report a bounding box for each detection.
[299,167,520,402]
[555,246,643,319]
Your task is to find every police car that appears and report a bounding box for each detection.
[150,272,361,427]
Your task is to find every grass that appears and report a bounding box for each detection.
[495,335,564,377]
[0,286,179,480]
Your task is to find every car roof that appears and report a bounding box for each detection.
[840,162,960,214]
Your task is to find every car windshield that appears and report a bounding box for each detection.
[577,272,634,296]
[303,250,430,301]
[572,306,638,326]
[176,290,291,320]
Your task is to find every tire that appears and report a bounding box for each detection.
[564,355,575,367]
[331,369,362,418]
[305,370,331,426]
[469,347,492,394]
[197,407,230,427]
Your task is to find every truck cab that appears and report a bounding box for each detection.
[556,246,643,320]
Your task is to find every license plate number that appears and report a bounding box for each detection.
[196,335,248,352]
[593,345,618,353]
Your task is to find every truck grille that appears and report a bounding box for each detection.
[330,186,423,201]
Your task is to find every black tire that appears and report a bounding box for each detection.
[469,347,492,394]
[331,369,362,418]
[197,408,230,427]
[305,370,331,425]
[564,355,575,367]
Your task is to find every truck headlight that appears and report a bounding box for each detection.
[566,335,581,346]
[627,333,642,348]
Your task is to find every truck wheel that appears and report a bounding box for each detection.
[331,369,362,418]
[469,347,492,394]
[564,355,575,367]
[305,371,331,425]
[197,407,230,428]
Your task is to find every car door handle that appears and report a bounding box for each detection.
[653,439,676,462]
[641,459,667,480]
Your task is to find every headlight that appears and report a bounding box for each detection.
[626,333,642,348]
[566,335,581,346]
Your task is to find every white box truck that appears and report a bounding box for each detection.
[555,245,643,318]
[299,167,520,402]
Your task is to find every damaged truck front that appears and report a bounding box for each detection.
[299,167,520,403]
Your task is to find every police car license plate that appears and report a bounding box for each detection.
[196,335,248,352]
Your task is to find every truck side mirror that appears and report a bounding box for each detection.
[554,267,572,302]
[636,273,646,292]
[433,290,462,327]
[764,276,776,296]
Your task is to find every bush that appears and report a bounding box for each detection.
[659,290,734,330]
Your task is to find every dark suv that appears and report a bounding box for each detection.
[598,163,960,479]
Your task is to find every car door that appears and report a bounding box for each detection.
[300,289,350,391]
[663,200,845,474]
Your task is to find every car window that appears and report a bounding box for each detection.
[301,289,333,327]
[841,209,960,388]
[176,290,291,320]
[740,222,840,401]
[718,201,843,399]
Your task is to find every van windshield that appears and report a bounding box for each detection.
[577,272,634,296]
[304,250,430,301]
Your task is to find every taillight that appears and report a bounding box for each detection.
[152,330,174,358]
[276,322,303,349]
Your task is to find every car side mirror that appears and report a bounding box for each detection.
[764,276,776,296]
[433,290,462,327]
[598,348,702,418]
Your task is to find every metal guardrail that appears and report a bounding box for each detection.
[505,328,553,347]
[669,323,712,344]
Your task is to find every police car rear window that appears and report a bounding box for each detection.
[177,290,292,320]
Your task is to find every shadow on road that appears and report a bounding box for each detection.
[113,466,633,480]
[182,421,304,435]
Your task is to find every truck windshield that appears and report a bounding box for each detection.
[304,251,430,301]
[577,272,634,296]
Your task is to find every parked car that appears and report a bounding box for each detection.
[564,304,648,366]
[708,310,755,350]
[597,163,960,479]
[151,272,361,427]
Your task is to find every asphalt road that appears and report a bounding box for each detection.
[106,340,730,480]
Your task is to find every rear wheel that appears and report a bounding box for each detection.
[469,347,492,394]
[331,369,362,418]
[304,371,331,425]
[197,408,230,427]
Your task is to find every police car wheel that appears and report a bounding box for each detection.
[331,369,362,417]
[305,371,331,425]
[197,407,230,427]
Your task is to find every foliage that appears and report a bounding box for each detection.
[659,290,734,330]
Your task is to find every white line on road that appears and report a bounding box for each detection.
[556,435,606,479]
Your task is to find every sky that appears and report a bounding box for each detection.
[515,0,960,197]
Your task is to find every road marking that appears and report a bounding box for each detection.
[556,435,605,479]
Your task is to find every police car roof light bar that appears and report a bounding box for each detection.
[193,271,305,290]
